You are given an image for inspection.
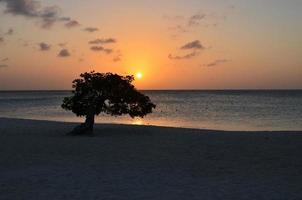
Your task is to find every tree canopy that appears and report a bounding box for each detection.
[62,71,156,119]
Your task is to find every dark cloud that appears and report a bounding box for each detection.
[181,40,204,50]
[0,0,41,17]
[0,0,79,29]
[90,46,104,51]
[0,64,8,68]
[58,49,70,57]
[169,40,204,60]
[90,46,113,54]
[1,57,9,62]
[6,28,13,35]
[39,42,51,51]
[168,51,199,60]
[65,20,80,28]
[89,38,116,45]
[0,37,4,43]
[204,59,229,67]
[83,27,99,32]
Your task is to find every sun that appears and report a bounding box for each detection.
[136,72,143,79]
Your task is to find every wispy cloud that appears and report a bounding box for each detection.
[83,27,99,33]
[188,14,206,26]
[165,10,227,36]
[169,40,204,60]
[180,40,204,50]
[0,64,8,68]
[168,25,187,33]
[163,15,185,21]
[58,42,67,47]
[5,28,13,35]
[203,59,229,67]
[65,20,80,28]
[58,49,70,57]
[89,38,116,45]
[1,57,9,62]
[0,0,78,29]
[168,51,199,60]
[39,42,51,51]
[113,51,122,62]
[90,46,113,54]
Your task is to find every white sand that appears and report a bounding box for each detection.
[0,117,302,200]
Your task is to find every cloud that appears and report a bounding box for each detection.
[89,38,116,44]
[204,59,229,67]
[113,56,121,62]
[0,37,4,43]
[113,51,122,62]
[166,11,227,36]
[0,0,41,17]
[180,40,204,50]
[169,40,205,60]
[5,28,13,35]
[0,0,78,29]
[83,27,99,32]
[0,64,8,68]
[1,57,9,62]
[90,46,113,54]
[39,42,51,51]
[168,25,187,33]
[65,20,80,28]
[188,14,206,26]
[58,42,67,47]
[163,15,185,21]
[168,51,199,60]
[59,17,70,21]
[58,49,70,57]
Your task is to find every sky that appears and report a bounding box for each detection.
[0,0,301,90]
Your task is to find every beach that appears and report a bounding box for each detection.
[1,117,302,200]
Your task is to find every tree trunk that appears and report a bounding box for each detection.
[68,108,95,136]
[84,110,95,134]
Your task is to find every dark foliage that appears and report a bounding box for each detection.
[62,71,156,135]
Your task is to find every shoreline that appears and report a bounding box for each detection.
[1,117,301,133]
[1,117,302,199]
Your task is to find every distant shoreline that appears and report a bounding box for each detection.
[1,117,302,132]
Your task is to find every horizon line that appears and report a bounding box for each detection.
[0,89,302,92]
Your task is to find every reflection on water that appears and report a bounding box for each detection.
[0,90,302,131]
[132,118,144,126]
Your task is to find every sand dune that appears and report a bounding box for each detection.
[0,117,302,200]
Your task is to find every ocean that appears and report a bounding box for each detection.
[0,90,301,131]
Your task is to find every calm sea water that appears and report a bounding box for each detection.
[0,90,301,131]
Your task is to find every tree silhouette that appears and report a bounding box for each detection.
[62,71,156,135]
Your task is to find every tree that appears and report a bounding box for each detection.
[62,71,156,135]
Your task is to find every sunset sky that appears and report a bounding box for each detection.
[0,0,301,90]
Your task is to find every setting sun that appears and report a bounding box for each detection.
[136,72,143,79]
